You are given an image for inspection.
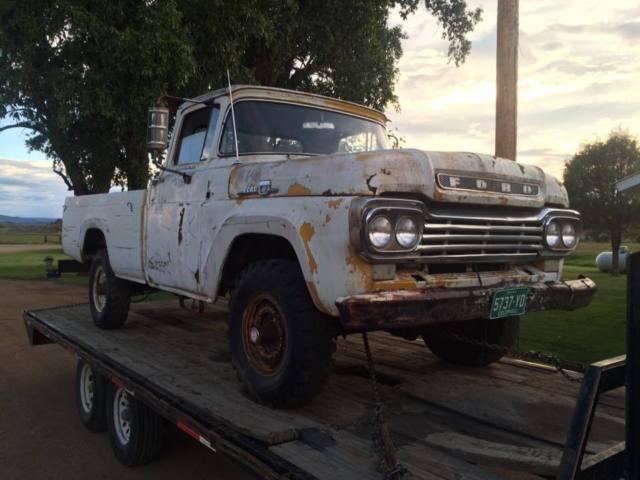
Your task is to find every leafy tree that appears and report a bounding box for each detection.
[0,0,482,194]
[564,130,640,274]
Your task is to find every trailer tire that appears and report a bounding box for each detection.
[89,249,131,329]
[107,384,164,466]
[76,359,107,432]
[422,316,520,366]
[229,260,336,408]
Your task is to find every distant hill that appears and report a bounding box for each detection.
[0,215,59,225]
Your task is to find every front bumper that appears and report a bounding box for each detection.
[335,278,597,332]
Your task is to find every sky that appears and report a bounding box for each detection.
[1,0,639,218]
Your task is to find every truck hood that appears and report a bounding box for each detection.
[228,149,568,208]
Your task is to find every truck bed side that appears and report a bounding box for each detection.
[62,190,147,283]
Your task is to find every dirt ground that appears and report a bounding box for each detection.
[0,278,254,480]
[0,244,62,253]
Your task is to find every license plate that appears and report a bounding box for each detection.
[490,287,529,319]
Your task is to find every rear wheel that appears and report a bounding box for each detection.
[229,260,336,408]
[89,249,131,329]
[107,384,164,466]
[76,359,107,432]
[422,316,520,366]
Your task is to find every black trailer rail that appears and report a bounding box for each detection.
[22,256,639,480]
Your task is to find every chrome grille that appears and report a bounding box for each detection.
[418,209,544,261]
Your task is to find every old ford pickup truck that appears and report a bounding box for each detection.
[62,85,596,408]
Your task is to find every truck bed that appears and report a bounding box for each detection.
[23,300,625,480]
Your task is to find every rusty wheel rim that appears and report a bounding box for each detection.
[241,293,287,377]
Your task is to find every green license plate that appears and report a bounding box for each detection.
[490,287,529,319]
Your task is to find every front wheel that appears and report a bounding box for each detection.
[422,316,520,366]
[229,260,336,408]
[89,249,131,329]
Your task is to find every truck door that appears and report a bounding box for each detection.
[145,104,220,295]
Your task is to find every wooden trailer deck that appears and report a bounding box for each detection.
[23,300,625,480]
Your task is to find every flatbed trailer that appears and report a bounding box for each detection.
[22,255,640,479]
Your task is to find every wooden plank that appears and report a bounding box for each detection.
[28,300,626,480]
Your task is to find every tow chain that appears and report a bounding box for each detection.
[362,333,407,480]
[430,330,585,383]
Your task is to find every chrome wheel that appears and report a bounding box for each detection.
[92,266,108,313]
[79,363,94,414]
[241,293,287,377]
[113,388,132,445]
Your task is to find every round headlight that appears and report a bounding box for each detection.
[561,223,577,248]
[545,221,560,248]
[368,215,392,248]
[395,216,419,249]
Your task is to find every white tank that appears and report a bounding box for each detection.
[595,246,630,273]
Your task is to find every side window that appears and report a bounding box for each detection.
[174,106,220,165]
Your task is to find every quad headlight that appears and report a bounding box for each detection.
[364,206,423,253]
[368,215,392,248]
[544,217,580,250]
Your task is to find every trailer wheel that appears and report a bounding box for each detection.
[230,260,336,408]
[107,384,164,466]
[422,316,520,366]
[76,359,107,432]
[89,249,131,329]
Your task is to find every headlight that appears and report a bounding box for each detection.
[545,221,560,248]
[368,215,392,248]
[561,223,577,248]
[395,216,419,248]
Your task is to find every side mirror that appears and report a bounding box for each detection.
[147,107,170,151]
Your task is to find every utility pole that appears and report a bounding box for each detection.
[495,0,518,161]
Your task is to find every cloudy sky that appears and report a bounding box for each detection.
[1,0,639,218]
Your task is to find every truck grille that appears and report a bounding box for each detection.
[417,209,544,262]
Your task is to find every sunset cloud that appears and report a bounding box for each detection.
[386,0,640,178]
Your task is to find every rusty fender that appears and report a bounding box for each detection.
[335,278,597,332]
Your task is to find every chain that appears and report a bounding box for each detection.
[362,333,407,480]
[430,330,584,383]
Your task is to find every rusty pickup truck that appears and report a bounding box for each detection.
[62,85,596,408]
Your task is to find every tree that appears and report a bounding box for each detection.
[0,0,482,194]
[564,130,640,275]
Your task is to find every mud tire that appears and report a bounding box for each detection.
[229,260,336,408]
[89,249,131,329]
[422,316,520,366]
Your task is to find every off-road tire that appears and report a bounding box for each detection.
[89,249,131,329]
[107,383,164,466]
[76,359,107,432]
[422,316,520,366]
[229,260,336,408]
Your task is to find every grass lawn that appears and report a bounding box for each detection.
[0,223,61,245]
[0,242,637,366]
[0,248,87,285]
[519,241,639,366]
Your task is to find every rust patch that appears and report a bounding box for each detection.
[372,277,418,291]
[365,173,378,195]
[299,222,318,274]
[345,245,373,290]
[323,214,331,226]
[306,281,322,309]
[327,198,343,210]
[287,183,312,196]
[178,207,185,245]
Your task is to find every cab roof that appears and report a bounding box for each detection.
[189,85,388,125]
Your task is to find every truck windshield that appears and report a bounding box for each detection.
[219,101,389,156]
